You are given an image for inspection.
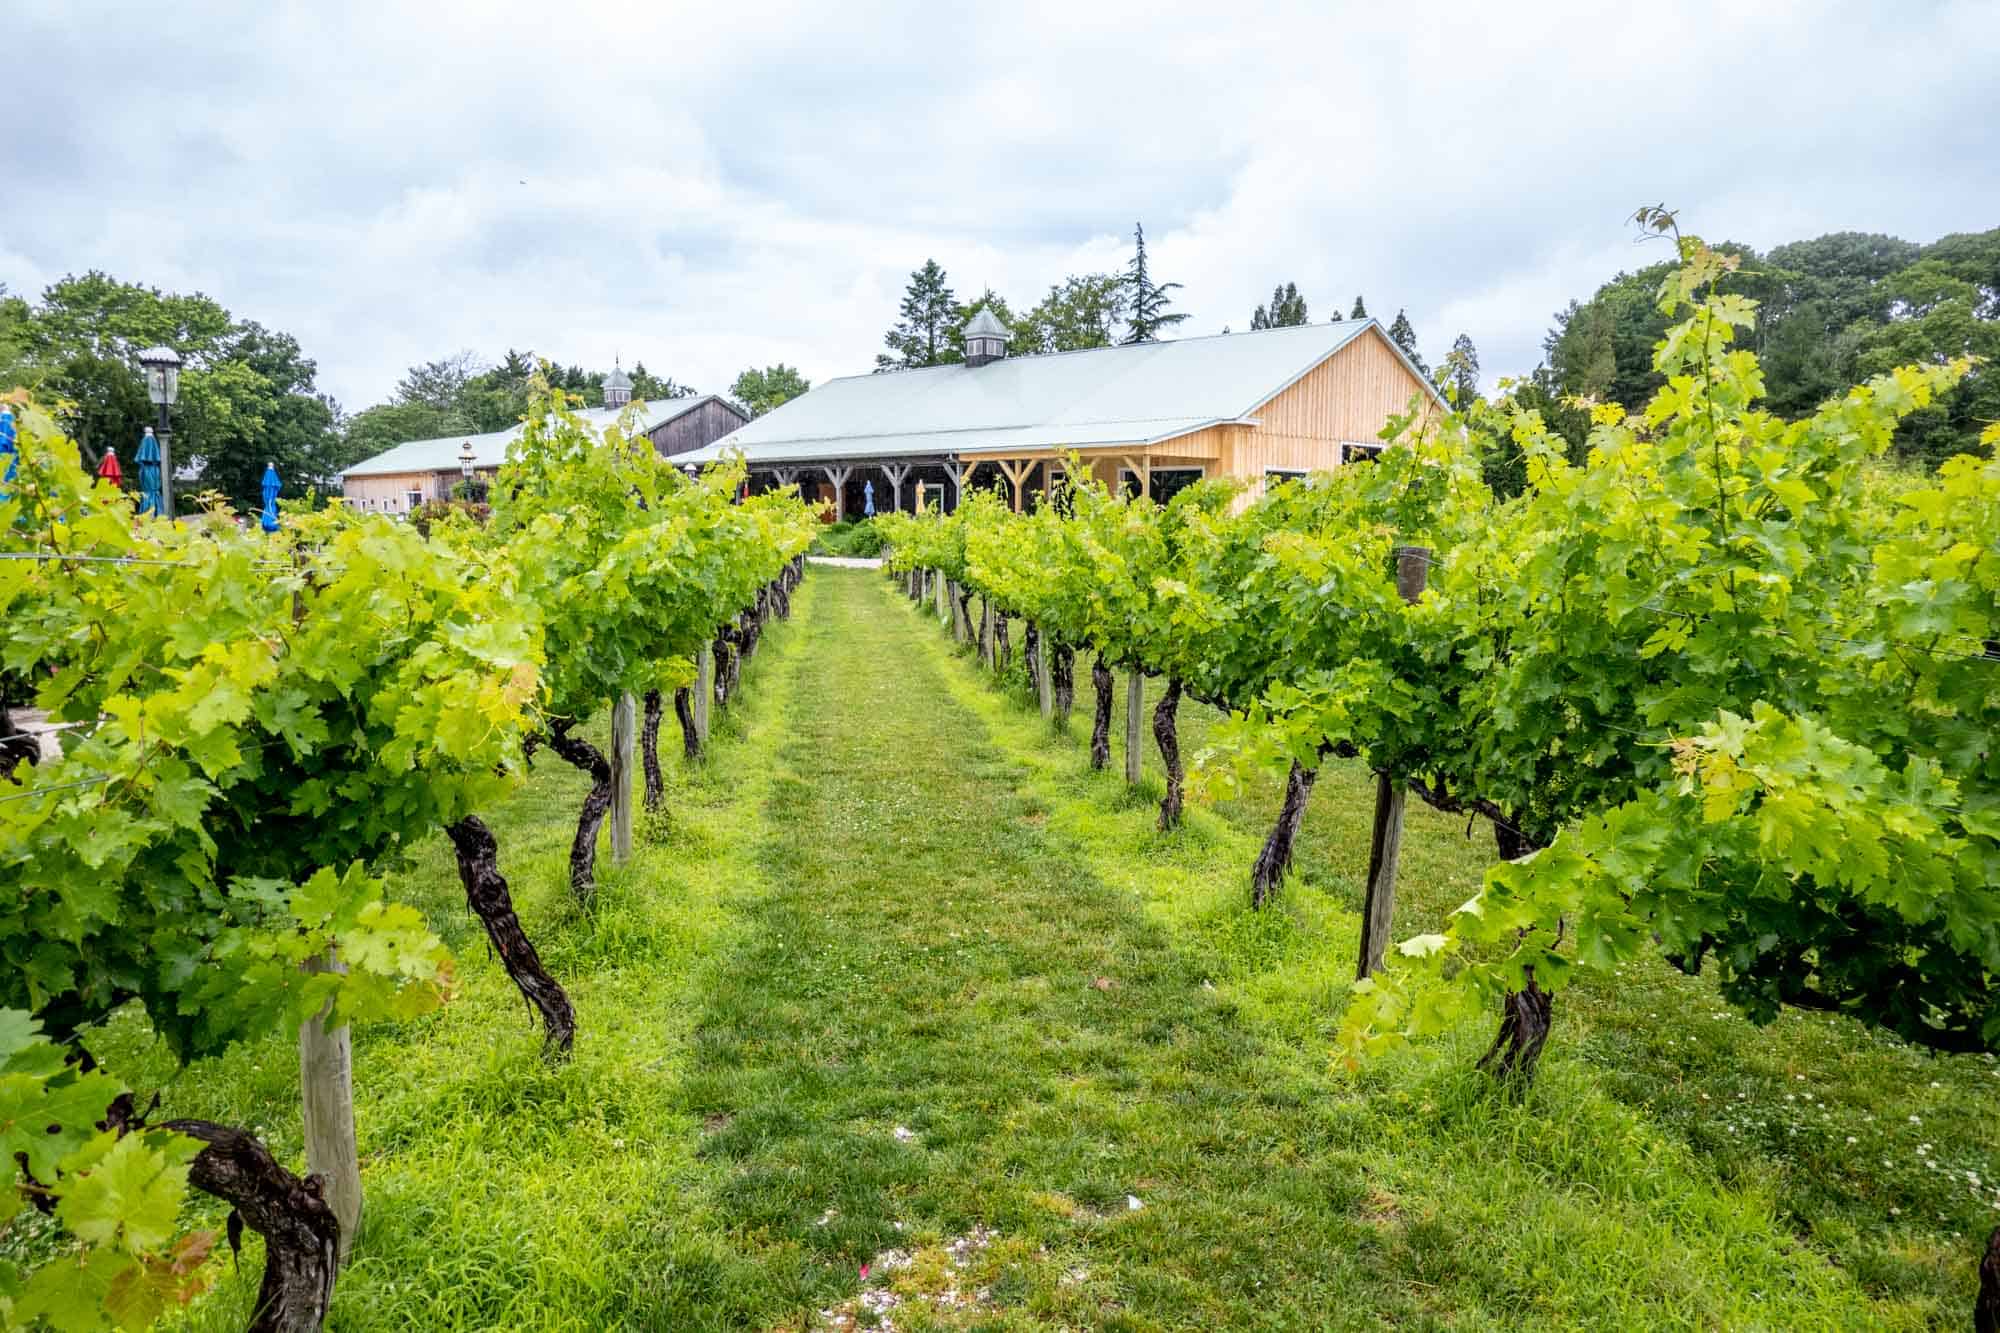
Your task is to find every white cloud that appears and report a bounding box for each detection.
[4,0,1994,409]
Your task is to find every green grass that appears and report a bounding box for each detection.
[810,520,887,559]
[78,568,1995,1329]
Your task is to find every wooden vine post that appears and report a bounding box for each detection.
[694,644,713,746]
[1357,545,1430,980]
[1123,665,1145,784]
[609,691,636,864]
[1035,623,1054,720]
[299,949,361,1265]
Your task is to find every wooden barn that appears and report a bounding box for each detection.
[339,368,748,515]
[674,308,1443,517]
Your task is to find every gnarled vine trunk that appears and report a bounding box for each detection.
[1154,676,1185,831]
[1493,820,1537,862]
[0,700,37,781]
[711,633,734,707]
[1089,653,1113,770]
[1976,1227,2000,1333]
[640,690,666,813]
[1475,971,1553,1086]
[994,613,1011,674]
[674,686,700,761]
[1251,759,1318,908]
[444,815,576,1053]
[546,724,613,902]
[161,1119,339,1333]
[725,622,745,697]
[1478,818,1553,1084]
[1051,641,1074,722]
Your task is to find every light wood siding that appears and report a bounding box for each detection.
[1254,326,1436,444]
[340,471,444,513]
[1229,327,1439,504]
[1140,426,1226,461]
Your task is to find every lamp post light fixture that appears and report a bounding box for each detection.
[137,346,182,519]
[458,439,475,480]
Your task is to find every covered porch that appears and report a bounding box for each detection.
[742,441,1218,520]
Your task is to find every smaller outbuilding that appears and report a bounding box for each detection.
[339,385,748,515]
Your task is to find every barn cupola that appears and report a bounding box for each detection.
[604,358,633,408]
[962,305,1010,367]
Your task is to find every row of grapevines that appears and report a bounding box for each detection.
[879,229,1998,1083]
[469,384,813,899]
[2,409,510,1330]
[0,376,814,1331]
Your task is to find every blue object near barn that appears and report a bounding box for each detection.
[135,428,163,517]
[0,404,15,503]
[260,462,281,532]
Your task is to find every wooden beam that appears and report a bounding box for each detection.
[996,458,1031,513]
[825,464,853,520]
[881,462,912,513]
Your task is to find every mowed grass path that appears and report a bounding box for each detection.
[117,566,1987,1329]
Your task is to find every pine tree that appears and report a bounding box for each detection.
[1350,295,1368,320]
[1444,332,1481,406]
[1251,282,1308,331]
[876,259,961,371]
[1387,309,1428,375]
[1122,222,1190,344]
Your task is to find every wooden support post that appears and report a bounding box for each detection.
[694,645,713,746]
[1357,545,1431,980]
[955,461,976,506]
[824,465,853,520]
[1035,622,1054,720]
[936,569,949,623]
[609,692,635,864]
[299,949,360,1265]
[979,596,994,667]
[1123,665,1145,784]
[882,462,911,513]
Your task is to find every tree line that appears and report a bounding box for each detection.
[872,227,1485,422]
[1523,223,2000,473]
[874,222,1191,371]
[0,272,812,510]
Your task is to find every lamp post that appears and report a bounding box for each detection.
[137,346,182,519]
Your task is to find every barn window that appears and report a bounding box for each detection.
[1118,467,1204,504]
[1343,443,1385,465]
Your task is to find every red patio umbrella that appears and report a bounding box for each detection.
[96,449,123,486]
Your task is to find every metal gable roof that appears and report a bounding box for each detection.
[338,394,737,479]
[675,320,1402,466]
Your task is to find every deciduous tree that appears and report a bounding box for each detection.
[732,363,811,417]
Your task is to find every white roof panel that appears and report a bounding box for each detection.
[339,395,732,479]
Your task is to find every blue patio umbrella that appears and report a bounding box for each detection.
[135,427,163,517]
[0,404,16,505]
[259,462,281,533]
[863,479,875,518]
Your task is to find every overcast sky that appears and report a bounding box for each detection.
[6,1,1996,411]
